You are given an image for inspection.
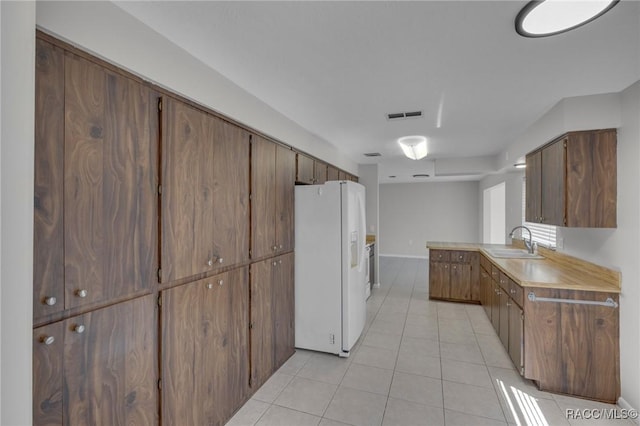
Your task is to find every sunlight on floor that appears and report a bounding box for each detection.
[497,378,549,426]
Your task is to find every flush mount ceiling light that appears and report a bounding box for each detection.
[515,0,619,38]
[398,136,428,160]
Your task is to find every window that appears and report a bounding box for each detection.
[521,177,556,248]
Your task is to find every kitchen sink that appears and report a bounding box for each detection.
[485,248,544,259]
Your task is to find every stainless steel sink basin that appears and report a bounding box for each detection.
[485,248,544,259]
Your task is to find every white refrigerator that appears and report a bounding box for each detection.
[294,181,367,357]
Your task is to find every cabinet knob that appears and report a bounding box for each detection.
[273,245,278,251]
[207,259,213,266]
[44,296,57,306]
[279,244,283,249]
[506,301,512,307]
[218,257,224,264]
[76,289,88,298]
[444,265,448,269]
[459,255,463,260]
[74,324,85,334]
[41,336,55,345]
[218,280,224,286]
[273,261,277,266]
[279,260,282,265]
[207,283,213,289]
[510,289,516,294]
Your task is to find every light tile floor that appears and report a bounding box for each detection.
[228,257,635,426]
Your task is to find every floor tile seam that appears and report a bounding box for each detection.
[439,375,494,389]
[267,400,325,422]
[443,406,510,424]
[386,392,446,411]
[338,381,393,398]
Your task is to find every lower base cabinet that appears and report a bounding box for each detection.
[162,267,249,426]
[250,253,295,389]
[428,250,479,302]
[33,295,158,426]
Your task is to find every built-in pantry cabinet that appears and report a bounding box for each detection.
[32,31,356,425]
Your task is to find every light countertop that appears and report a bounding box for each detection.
[426,241,620,293]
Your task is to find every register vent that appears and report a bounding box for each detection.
[386,110,423,120]
[363,152,382,157]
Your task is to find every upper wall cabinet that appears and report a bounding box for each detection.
[525,129,617,228]
[251,136,295,259]
[296,153,315,184]
[161,97,250,283]
[314,161,328,185]
[34,40,159,320]
[327,165,340,181]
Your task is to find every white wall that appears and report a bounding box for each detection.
[479,171,525,244]
[379,181,479,258]
[358,164,380,284]
[0,1,35,424]
[36,1,358,174]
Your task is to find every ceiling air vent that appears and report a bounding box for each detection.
[412,174,430,178]
[364,152,382,157]
[387,110,423,121]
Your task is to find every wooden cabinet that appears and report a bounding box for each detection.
[327,165,340,181]
[296,153,315,184]
[339,170,348,181]
[525,129,617,227]
[428,249,479,302]
[252,136,295,259]
[33,295,157,426]
[479,266,492,320]
[161,97,249,282]
[508,301,524,375]
[34,40,158,319]
[250,253,295,389]
[314,162,328,184]
[524,287,619,402]
[162,268,249,426]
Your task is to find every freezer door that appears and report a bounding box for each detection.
[341,181,367,352]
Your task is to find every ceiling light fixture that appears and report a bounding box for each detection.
[514,162,526,169]
[398,136,428,160]
[515,0,619,38]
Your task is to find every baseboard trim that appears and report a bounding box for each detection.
[617,397,639,424]
[379,254,428,260]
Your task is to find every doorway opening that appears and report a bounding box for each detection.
[483,182,506,244]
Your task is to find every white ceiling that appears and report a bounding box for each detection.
[115,1,640,182]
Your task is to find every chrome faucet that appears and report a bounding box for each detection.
[509,225,535,254]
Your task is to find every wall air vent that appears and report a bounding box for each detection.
[387,110,423,120]
[412,174,430,178]
[364,152,382,157]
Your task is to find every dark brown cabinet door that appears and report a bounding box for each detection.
[525,150,542,223]
[163,269,249,426]
[499,291,510,348]
[338,171,347,181]
[480,268,492,319]
[251,136,277,259]
[64,53,158,308]
[541,139,566,226]
[162,98,248,281]
[296,153,315,184]
[327,165,340,181]
[508,303,524,375]
[273,253,295,368]
[250,259,274,388]
[275,146,295,253]
[34,39,65,319]
[314,162,327,184]
[33,322,64,426]
[450,263,471,300]
[490,281,501,333]
[64,295,158,425]
[429,261,449,299]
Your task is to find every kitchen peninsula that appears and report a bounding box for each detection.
[427,241,620,403]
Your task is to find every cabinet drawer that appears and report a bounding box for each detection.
[430,250,450,262]
[491,264,501,281]
[509,279,524,307]
[498,272,510,292]
[450,251,471,263]
[480,255,491,272]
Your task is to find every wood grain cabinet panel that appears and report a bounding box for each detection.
[273,253,295,368]
[162,268,249,426]
[450,263,471,300]
[63,52,158,309]
[314,162,328,185]
[508,302,524,375]
[161,97,249,282]
[34,296,158,426]
[34,39,65,319]
[250,253,295,389]
[429,261,450,299]
[33,322,64,426]
[296,153,315,184]
[327,165,340,181]
[251,137,295,259]
[526,129,616,228]
[428,250,479,302]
